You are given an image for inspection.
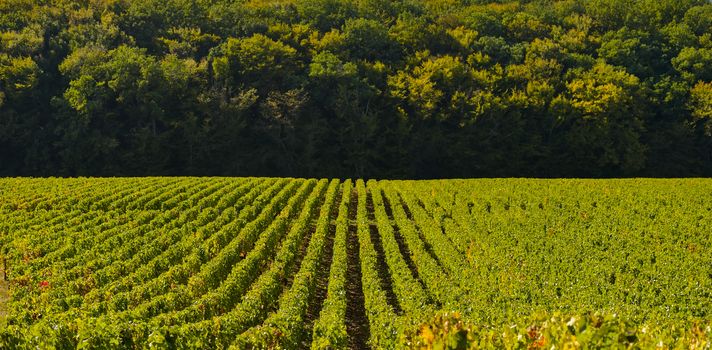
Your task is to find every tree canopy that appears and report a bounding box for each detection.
[0,0,710,177]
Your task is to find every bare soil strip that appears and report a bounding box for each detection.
[0,257,8,323]
[302,185,342,347]
[345,189,370,350]
[416,198,463,256]
[365,191,403,315]
[381,191,437,306]
[397,193,444,269]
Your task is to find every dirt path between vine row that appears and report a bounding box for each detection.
[365,191,402,315]
[0,258,8,323]
[345,189,370,350]
[381,190,437,306]
[302,186,342,347]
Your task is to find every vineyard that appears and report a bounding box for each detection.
[0,178,710,349]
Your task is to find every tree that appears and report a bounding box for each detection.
[689,81,712,136]
[296,0,357,32]
[683,4,712,36]
[57,45,209,174]
[550,62,647,175]
[0,54,41,174]
[213,34,299,93]
[0,55,39,103]
[598,27,663,78]
[503,11,550,43]
[341,18,399,61]
[1,0,712,177]
[672,47,712,82]
[389,13,442,55]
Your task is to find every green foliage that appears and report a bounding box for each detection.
[545,62,647,174]
[0,178,710,349]
[389,54,504,124]
[309,51,357,79]
[689,81,712,136]
[672,47,712,82]
[0,25,43,56]
[598,28,662,78]
[406,312,712,349]
[0,0,711,177]
[0,55,39,100]
[216,34,298,86]
[683,4,712,36]
[341,18,398,61]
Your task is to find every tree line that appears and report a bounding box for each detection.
[1,0,710,178]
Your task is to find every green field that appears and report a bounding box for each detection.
[0,178,710,349]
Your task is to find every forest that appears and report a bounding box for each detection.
[1,0,711,178]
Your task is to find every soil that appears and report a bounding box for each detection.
[0,258,8,323]
[302,186,342,347]
[365,191,402,315]
[345,189,370,350]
